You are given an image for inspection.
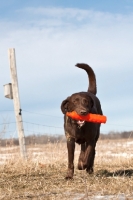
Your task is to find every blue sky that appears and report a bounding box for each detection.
[0,0,133,138]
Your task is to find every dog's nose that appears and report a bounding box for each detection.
[80,110,87,115]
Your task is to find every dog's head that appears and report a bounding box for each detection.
[61,92,94,115]
[61,92,94,127]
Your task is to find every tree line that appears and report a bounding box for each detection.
[0,131,133,147]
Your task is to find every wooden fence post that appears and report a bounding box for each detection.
[8,48,27,159]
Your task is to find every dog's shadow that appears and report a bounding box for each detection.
[96,169,133,177]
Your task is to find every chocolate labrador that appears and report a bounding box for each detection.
[61,63,103,179]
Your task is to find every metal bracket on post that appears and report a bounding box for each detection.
[5,48,27,159]
[3,83,13,99]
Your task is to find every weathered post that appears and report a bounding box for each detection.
[8,48,27,158]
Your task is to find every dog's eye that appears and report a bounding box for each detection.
[73,98,79,104]
[83,99,88,105]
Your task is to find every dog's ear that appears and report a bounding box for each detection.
[61,97,70,114]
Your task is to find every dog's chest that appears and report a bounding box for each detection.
[65,119,87,144]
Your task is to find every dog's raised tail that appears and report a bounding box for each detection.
[75,63,97,95]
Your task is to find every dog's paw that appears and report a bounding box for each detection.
[65,169,74,179]
[65,175,73,180]
[78,161,87,170]
[86,167,94,174]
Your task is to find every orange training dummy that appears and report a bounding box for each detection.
[66,111,107,124]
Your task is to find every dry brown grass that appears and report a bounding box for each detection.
[0,139,133,199]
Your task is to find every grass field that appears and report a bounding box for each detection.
[0,138,133,199]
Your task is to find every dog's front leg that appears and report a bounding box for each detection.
[66,138,75,179]
[78,143,86,170]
